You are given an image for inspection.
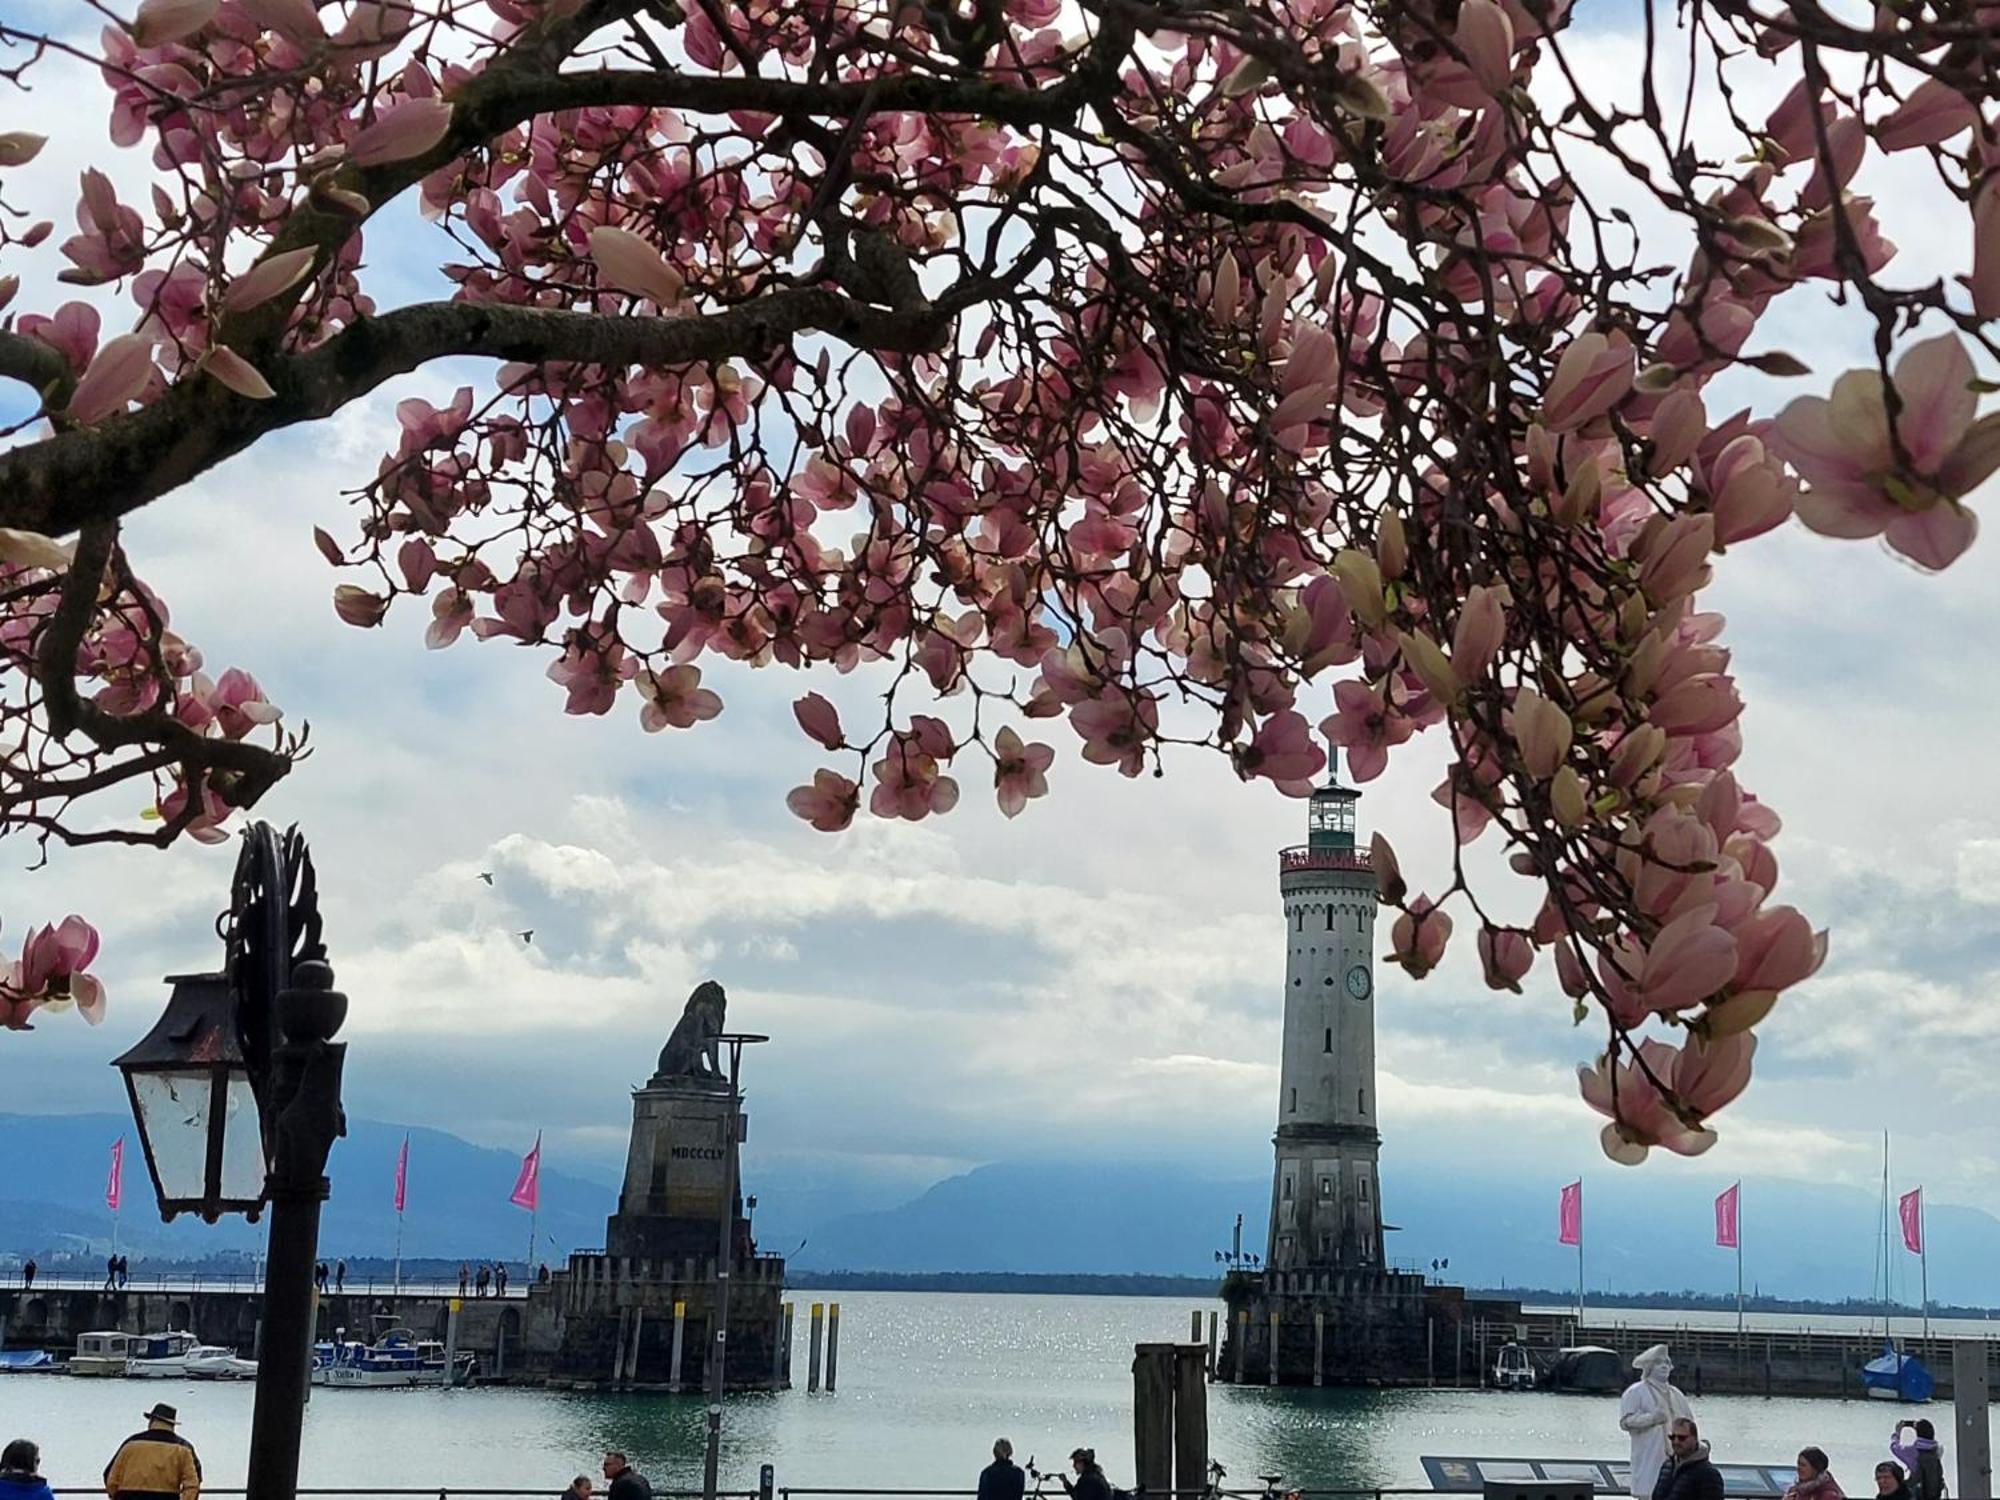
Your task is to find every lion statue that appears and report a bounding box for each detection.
[654,980,727,1081]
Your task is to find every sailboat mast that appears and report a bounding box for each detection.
[1882,1130,1892,1340]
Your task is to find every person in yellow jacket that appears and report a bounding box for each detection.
[104,1404,201,1500]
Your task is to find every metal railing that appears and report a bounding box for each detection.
[1277,846,1373,874]
[5,1275,530,1298]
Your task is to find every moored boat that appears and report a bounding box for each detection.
[1492,1341,1534,1391]
[69,1331,134,1377]
[183,1345,257,1380]
[0,1350,62,1374]
[128,1331,202,1377]
[311,1329,472,1388]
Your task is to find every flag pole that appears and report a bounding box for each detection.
[526,1132,540,1279]
[1735,1182,1744,1345]
[1576,1178,1585,1327]
[1919,1191,1929,1344]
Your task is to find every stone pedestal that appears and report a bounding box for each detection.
[607,1077,745,1260]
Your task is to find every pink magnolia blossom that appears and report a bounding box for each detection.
[1477,926,1534,991]
[1578,1035,1753,1163]
[637,665,721,731]
[793,692,844,750]
[349,98,454,168]
[130,0,217,46]
[1069,692,1158,778]
[869,732,960,821]
[1542,332,1635,431]
[1771,334,1994,570]
[1876,80,1977,152]
[1509,687,1571,779]
[1320,679,1411,782]
[210,668,281,740]
[4,915,106,1028]
[1451,584,1506,684]
[1389,896,1453,978]
[65,333,155,425]
[787,770,860,833]
[992,725,1053,817]
[1236,709,1325,793]
[588,225,685,305]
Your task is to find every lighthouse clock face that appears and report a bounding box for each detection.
[1345,964,1371,999]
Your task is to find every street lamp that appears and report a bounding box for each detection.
[114,972,266,1221]
[110,823,344,1500]
[703,1031,767,1500]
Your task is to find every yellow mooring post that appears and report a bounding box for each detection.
[807,1302,824,1392]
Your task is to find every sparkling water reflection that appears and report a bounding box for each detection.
[6,1293,1991,1496]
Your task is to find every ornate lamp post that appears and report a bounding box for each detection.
[112,823,345,1500]
[703,1031,766,1500]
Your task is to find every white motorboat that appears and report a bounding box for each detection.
[183,1345,257,1380]
[69,1331,134,1377]
[1492,1341,1535,1391]
[128,1331,202,1377]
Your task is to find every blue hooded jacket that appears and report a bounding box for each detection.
[0,1471,58,1500]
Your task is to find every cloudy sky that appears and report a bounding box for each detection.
[3,11,1997,1233]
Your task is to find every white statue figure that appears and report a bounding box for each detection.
[1620,1344,1693,1500]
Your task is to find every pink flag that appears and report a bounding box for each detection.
[1716,1182,1740,1249]
[510,1133,541,1212]
[394,1135,409,1215]
[106,1137,124,1213]
[1558,1180,1582,1246]
[1899,1187,1923,1254]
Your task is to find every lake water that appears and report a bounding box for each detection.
[6,1292,1993,1497]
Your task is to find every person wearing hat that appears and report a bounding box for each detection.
[104,1403,201,1500]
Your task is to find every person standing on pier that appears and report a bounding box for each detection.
[1620,1346,1693,1500]
[979,1440,1026,1500]
[1783,1448,1844,1500]
[103,1254,117,1291]
[458,1264,470,1296]
[600,1453,649,1500]
[1,1438,56,1500]
[19,1259,32,1290]
[334,1260,346,1293]
[104,1403,202,1500]
[1060,1449,1111,1500]
[1874,1462,1912,1500]
[475,1265,491,1298]
[495,1263,509,1296]
[1654,1420,1723,1500]
[1890,1421,1945,1500]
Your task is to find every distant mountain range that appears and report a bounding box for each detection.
[6,1112,1998,1307]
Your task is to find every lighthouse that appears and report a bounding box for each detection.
[1266,752,1384,1273]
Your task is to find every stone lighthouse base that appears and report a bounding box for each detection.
[1218,1268,1508,1386]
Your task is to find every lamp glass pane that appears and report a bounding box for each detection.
[130,1069,218,1202]
[218,1073,266,1202]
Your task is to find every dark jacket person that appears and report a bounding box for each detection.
[1062,1450,1111,1500]
[105,1405,201,1500]
[1655,1421,1724,1500]
[601,1454,650,1500]
[979,1442,1026,1500]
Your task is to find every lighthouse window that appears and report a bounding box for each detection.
[1283,1175,1294,1200]
[1319,1176,1332,1196]
[1358,1088,1365,1113]
[1323,1027,1332,1052]
[1296,910,1306,932]
[1325,907,1335,930]
[1359,1177,1370,1202]
[1289,1087,1297,1113]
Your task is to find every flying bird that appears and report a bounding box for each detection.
[478,872,494,885]
[518,929,534,944]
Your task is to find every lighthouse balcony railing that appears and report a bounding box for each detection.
[1278,845,1374,875]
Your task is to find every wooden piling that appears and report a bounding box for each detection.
[1426,1316,1435,1386]
[807,1301,824,1392]
[1267,1309,1280,1386]
[1454,1318,1463,1387]
[1313,1310,1325,1388]
[444,1297,462,1388]
[825,1301,841,1392]
[1206,1311,1217,1377]
[1954,1341,1993,1500]
[1132,1343,1174,1497]
[1191,1309,1203,1343]
[1233,1310,1247,1383]
[1173,1344,1209,1500]
[780,1302,794,1386]
[670,1300,687,1391]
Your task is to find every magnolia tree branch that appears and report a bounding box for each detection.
[0,292,957,537]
